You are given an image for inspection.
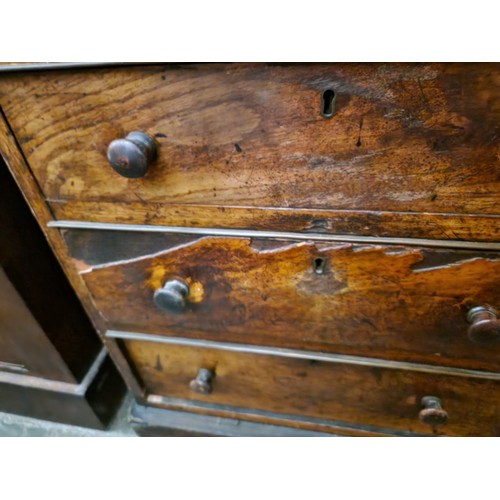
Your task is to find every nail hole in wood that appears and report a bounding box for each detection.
[313,257,326,274]
[321,89,336,118]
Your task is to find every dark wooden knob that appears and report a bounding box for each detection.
[467,306,500,344]
[419,396,448,427]
[189,368,214,394]
[153,279,189,314]
[107,131,157,178]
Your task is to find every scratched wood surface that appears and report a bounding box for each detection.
[0,64,498,235]
[123,340,500,436]
[0,112,146,397]
[138,397,397,436]
[51,201,500,243]
[64,230,500,372]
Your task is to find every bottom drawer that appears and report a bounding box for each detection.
[122,338,500,436]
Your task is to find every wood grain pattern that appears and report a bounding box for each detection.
[51,201,500,243]
[1,63,499,436]
[66,230,500,372]
[0,64,498,230]
[124,340,500,436]
[0,113,145,397]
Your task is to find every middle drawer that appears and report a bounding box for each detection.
[62,228,500,372]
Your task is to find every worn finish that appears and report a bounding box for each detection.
[144,395,405,436]
[1,63,499,436]
[50,201,500,243]
[0,112,146,398]
[467,306,500,344]
[0,63,498,240]
[67,231,500,372]
[0,153,102,380]
[189,368,214,395]
[145,395,403,436]
[107,330,500,380]
[0,151,127,426]
[51,219,500,251]
[153,278,190,314]
[130,403,338,437]
[419,396,448,427]
[123,340,500,436]
[107,131,158,178]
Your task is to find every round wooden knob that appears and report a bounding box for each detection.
[467,306,500,344]
[189,368,214,394]
[419,396,448,427]
[107,131,157,178]
[153,279,189,314]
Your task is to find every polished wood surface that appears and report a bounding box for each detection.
[0,63,498,240]
[123,339,500,436]
[65,230,500,372]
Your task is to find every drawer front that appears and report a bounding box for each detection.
[0,63,498,221]
[122,339,500,436]
[65,229,500,372]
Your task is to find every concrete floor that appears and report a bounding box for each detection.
[0,393,137,437]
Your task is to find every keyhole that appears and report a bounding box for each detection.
[313,257,326,274]
[321,89,336,118]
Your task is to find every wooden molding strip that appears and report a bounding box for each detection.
[138,398,414,437]
[0,347,107,395]
[0,361,28,374]
[49,220,500,250]
[49,200,500,243]
[131,401,337,436]
[0,62,148,73]
[107,330,500,380]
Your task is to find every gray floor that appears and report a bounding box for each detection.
[0,393,137,437]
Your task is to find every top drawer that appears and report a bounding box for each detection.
[0,63,498,219]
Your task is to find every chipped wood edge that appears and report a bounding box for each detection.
[48,220,500,250]
[49,200,500,243]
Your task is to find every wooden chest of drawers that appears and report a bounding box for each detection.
[0,63,498,435]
